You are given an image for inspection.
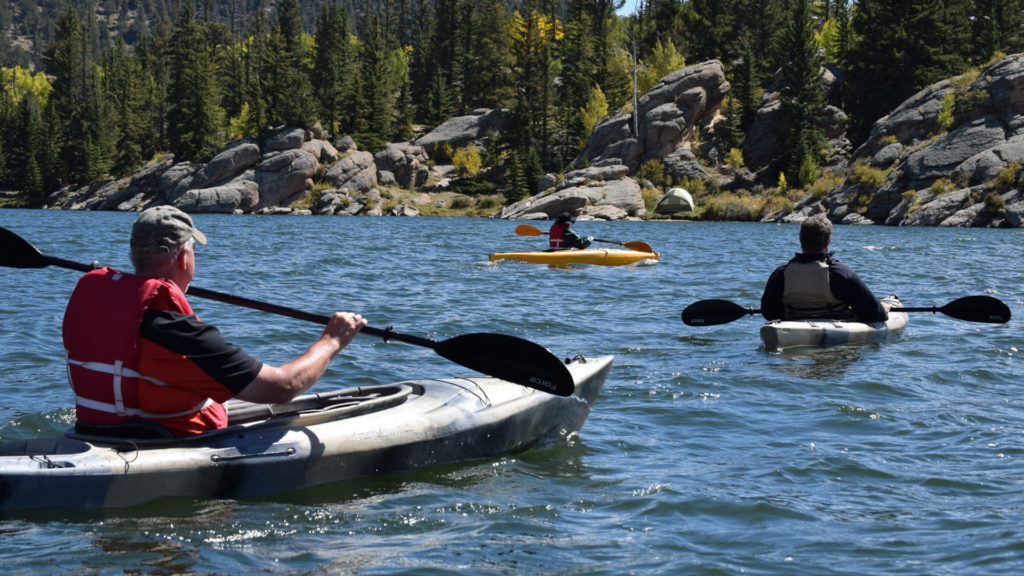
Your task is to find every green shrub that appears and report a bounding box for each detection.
[798,155,819,188]
[984,191,1006,215]
[452,147,483,177]
[726,147,744,168]
[438,143,454,163]
[641,187,661,214]
[451,178,497,196]
[807,170,843,200]
[678,177,707,197]
[476,195,502,210]
[937,91,956,132]
[989,161,1021,192]
[929,178,956,195]
[848,162,887,191]
[449,195,474,209]
[852,190,873,210]
[638,159,670,188]
[700,192,765,221]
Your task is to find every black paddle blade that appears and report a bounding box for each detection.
[434,333,574,396]
[681,299,757,326]
[0,227,48,268]
[940,295,1012,324]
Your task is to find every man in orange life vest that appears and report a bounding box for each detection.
[62,206,367,436]
[760,213,889,323]
[548,212,593,250]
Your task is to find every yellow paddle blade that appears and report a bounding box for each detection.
[623,241,654,253]
[515,224,547,236]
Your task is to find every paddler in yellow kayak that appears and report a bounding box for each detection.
[548,212,593,250]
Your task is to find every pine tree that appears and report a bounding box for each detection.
[462,0,513,110]
[559,0,598,158]
[508,3,562,165]
[680,0,741,64]
[777,0,825,186]
[166,4,223,161]
[134,17,173,154]
[245,1,270,136]
[356,13,393,149]
[40,7,84,183]
[103,40,148,175]
[733,45,759,132]
[13,90,43,197]
[266,0,312,127]
[312,3,355,137]
[971,0,1024,62]
[503,153,530,204]
[845,0,961,145]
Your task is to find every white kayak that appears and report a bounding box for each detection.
[0,355,613,510]
[759,295,908,350]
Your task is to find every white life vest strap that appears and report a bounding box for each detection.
[73,395,214,419]
[67,358,170,387]
[67,357,214,419]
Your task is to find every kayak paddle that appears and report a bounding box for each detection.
[681,296,1011,326]
[0,226,575,396]
[514,223,654,253]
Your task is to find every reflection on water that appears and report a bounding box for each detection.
[765,343,868,380]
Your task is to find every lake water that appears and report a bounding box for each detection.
[0,209,1021,575]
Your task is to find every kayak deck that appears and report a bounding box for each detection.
[760,295,908,350]
[0,355,613,510]
[489,248,659,266]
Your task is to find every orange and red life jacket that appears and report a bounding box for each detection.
[62,267,218,429]
[549,222,569,249]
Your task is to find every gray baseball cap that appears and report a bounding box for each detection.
[130,206,207,252]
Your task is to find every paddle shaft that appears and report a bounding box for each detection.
[30,250,433,347]
[681,296,1011,326]
[0,226,575,395]
[513,224,653,253]
[187,285,431,347]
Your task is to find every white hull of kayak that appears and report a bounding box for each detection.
[0,355,613,510]
[759,295,908,350]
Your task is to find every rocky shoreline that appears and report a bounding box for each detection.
[32,54,1024,228]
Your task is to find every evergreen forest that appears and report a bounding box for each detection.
[1,0,1023,204]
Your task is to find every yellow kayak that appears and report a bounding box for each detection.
[489,248,659,266]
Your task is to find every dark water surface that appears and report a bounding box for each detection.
[0,209,1020,575]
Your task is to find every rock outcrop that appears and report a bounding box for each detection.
[40,53,1024,227]
[493,160,644,220]
[574,60,730,181]
[413,109,510,155]
[775,53,1024,227]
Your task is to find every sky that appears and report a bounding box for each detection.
[616,0,642,16]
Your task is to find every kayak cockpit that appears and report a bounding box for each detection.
[62,383,415,446]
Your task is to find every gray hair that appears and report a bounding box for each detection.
[131,237,193,276]
[799,214,833,253]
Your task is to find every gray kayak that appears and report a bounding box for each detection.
[0,354,612,510]
[759,295,908,350]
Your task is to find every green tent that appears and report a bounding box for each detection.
[655,188,695,213]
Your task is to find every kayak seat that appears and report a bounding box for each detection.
[73,419,176,440]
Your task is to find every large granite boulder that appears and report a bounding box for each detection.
[493,161,644,220]
[324,150,378,193]
[812,53,1024,226]
[172,179,259,213]
[254,149,320,209]
[575,60,729,176]
[414,109,511,155]
[374,143,430,189]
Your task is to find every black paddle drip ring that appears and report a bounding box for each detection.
[383,325,393,343]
